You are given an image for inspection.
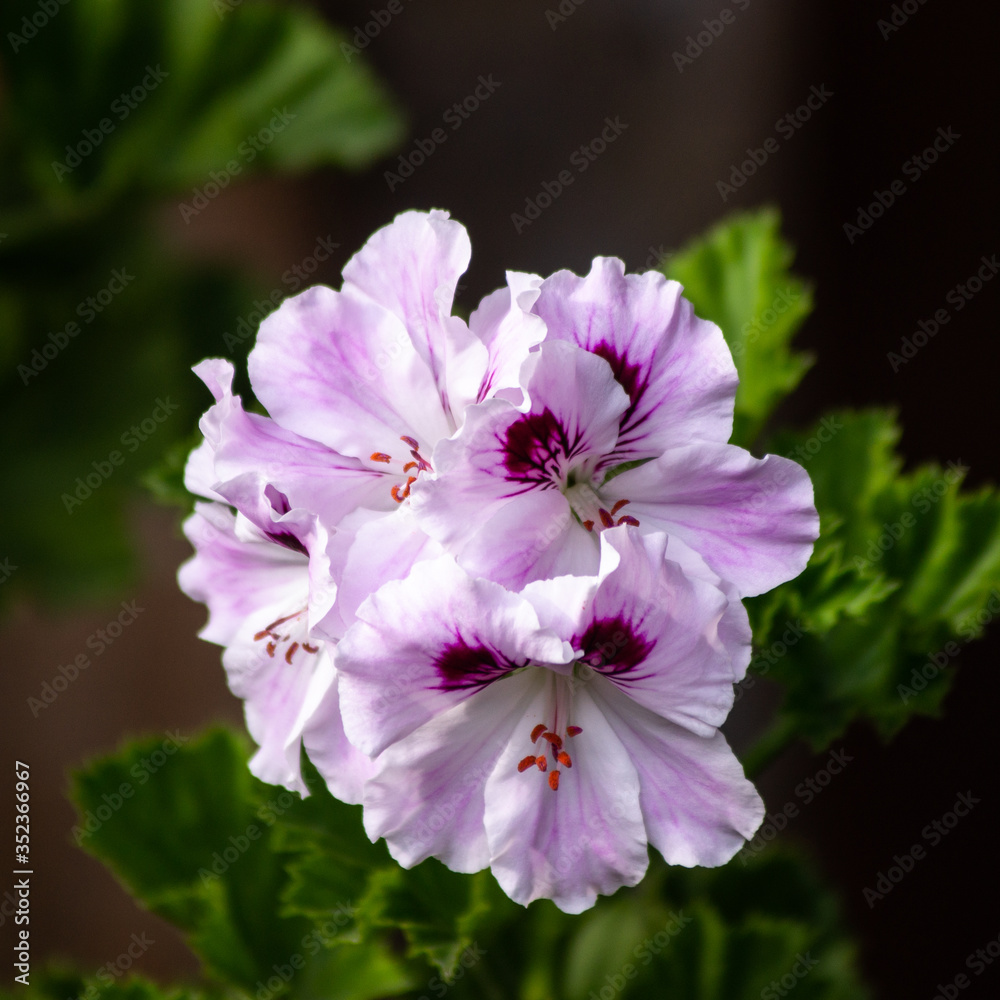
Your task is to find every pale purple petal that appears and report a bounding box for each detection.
[302,672,378,806]
[342,209,487,424]
[191,358,392,525]
[614,443,819,597]
[533,258,737,456]
[469,270,546,403]
[315,505,444,639]
[249,285,453,462]
[411,341,628,586]
[524,528,742,735]
[238,642,335,796]
[360,671,540,873]
[484,677,648,913]
[178,503,305,647]
[593,681,764,867]
[336,554,570,757]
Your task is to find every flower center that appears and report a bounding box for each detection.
[370,435,434,503]
[517,721,583,791]
[564,483,640,533]
[253,607,320,664]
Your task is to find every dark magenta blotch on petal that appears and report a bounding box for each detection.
[590,341,648,428]
[434,638,516,691]
[502,407,584,489]
[575,616,655,679]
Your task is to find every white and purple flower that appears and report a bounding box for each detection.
[327,528,762,912]
[179,208,818,912]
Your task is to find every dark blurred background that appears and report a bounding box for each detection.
[4,0,998,996]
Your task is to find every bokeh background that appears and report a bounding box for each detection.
[3,0,998,996]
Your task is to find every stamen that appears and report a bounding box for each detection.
[583,520,595,532]
[391,484,406,503]
[530,723,547,743]
[400,435,420,450]
[598,508,615,528]
[566,725,583,737]
[617,515,640,527]
[263,611,300,633]
[253,628,271,641]
[610,499,630,515]
[518,755,537,773]
[403,461,418,473]
[542,732,563,749]
[535,755,548,772]
[370,452,392,464]
[557,751,572,768]
[548,771,560,791]
[302,643,319,654]
[284,642,299,664]
[266,641,276,657]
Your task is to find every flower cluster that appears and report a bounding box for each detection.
[180,210,818,912]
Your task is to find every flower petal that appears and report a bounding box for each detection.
[484,675,648,913]
[191,358,391,525]
[533,258,737,456]
[342,209,487,423]
[178,503,305,647]
[411,341,628,587]
[336,554,570,757]
[360,671,541,873]
[613,442,819,597]
[249,285,453,461]
[594,681,764,867]
[301,671,378,806]
[526,528,742,735]
[469,270,546,403]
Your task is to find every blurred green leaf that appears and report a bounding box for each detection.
[0,0,404,615]
[665,208,814,448]
[2,0,404,214]
[548,851,869,1000]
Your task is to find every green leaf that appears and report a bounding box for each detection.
[747,409,1000,753]
[555,851,869,1000]
[665,209,814,447]
[72,729,311,990]
[1,975,215,1000]
[277,753,519,978]
[2,0,404,212]
[0,0,404,617]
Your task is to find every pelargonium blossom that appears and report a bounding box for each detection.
[179,208,818,913]
[412,258,818,597]
[327,526,763,912]
[178,488,372,801]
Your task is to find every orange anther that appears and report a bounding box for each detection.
[548,771,560,791]
[583,520,595,532]
[557,751,572,768]
[285,642,299,664]
[400,435,420,449]
[302,642,319,654]
[266,641,276,657]
[566,725,583,737]
[542,732,563,749]
[403,461,418,473]
[518,755,537,773]
[253,628,271,641]
[530,723,547,743]
[598,508,615,528]
[535,755,547,772]
[617,515,640,527]
[371,452,392,464]
[610,499,630,515]
[391,484,406,503]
